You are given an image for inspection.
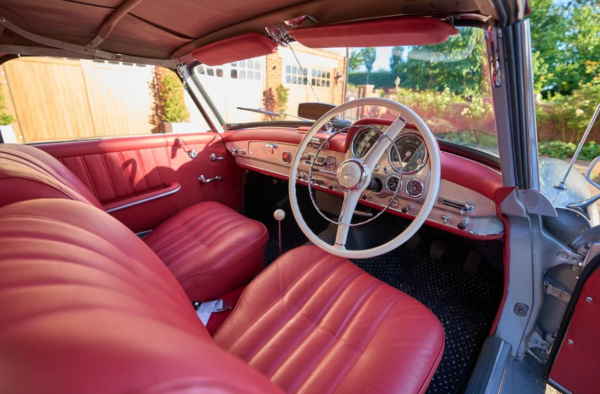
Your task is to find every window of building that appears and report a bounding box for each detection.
[230,59,262,80]
[311,69,331,87]
[285,65,307,85]
[196,64,224,78]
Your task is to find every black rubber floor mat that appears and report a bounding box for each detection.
[350,235,501,394]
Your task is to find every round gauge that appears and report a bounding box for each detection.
[352,127,381,158]
[282,151,292,164]
[386,175,402,193]
[388,134,428,173]
[406,179,424,198]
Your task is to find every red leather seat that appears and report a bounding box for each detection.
[144,201,268,301]
[0,199,444,394]
[0,143,268,301]
[215,246,445,394]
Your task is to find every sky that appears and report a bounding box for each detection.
[353,47,394,72]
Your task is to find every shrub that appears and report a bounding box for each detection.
[348,70,398,89]
[276,84,289,117]
[536,61,600,143]
[160,69,190,123]
[538,140,600,161]
[0,90,15,126]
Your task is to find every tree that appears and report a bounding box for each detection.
[390,27,487,96]
[389,46,403,70]
[360,47,376,85]
[529,0,600,97]
[348,50,363,72]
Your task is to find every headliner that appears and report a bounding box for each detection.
[0,0,497,63]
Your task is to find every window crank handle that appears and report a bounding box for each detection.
[199,175,223,184]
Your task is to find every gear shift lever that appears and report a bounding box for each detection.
[274,209,285,256]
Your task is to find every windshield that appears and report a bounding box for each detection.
[193,26,498,155]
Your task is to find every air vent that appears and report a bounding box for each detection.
[438,197,473,213]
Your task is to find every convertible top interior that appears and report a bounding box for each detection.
[0,0,495,61]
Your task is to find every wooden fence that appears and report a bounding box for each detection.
[0,57,159,143]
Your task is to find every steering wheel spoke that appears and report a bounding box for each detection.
[334,191,360,248]
[362,117,407,170]
[311,167,336,176]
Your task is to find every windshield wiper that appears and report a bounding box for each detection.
[236,107,310,122]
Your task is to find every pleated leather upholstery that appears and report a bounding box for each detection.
[214,245,445,394]
[0,199,282,394]
[144,201,268,302]
[0,143,103,209]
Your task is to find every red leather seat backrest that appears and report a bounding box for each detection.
[0,199,283,394]
[0,143,103,209]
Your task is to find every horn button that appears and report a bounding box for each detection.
[336,159,367,191]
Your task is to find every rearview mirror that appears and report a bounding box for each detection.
[298,102,336,121]
[585,156,600,190]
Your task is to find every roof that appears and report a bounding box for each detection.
[0,0,497,65]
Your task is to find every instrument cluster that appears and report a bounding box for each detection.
[351,125,429,199]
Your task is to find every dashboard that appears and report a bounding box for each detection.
[223,121,505,240]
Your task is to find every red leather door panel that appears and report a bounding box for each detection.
[36,133,241,232]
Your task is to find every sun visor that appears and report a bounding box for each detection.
[289,17,459,48]
[192,33,277,66]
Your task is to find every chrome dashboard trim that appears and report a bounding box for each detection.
[105,184,181,213]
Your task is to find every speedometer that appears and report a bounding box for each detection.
[389,133,428,174]
[351,126,381,158]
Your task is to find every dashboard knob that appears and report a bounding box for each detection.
[457,221,467,230]
[401,205,411,214]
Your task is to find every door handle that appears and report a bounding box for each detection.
[199,175,223,184]
[210,153,225,162]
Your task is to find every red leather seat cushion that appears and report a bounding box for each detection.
[214,246,445,394]
[0,199,282,394]
[144,201,268,301]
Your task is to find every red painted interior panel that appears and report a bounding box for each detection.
[550,267,600,393]
[36,133,242,232]
[289,16,458,48]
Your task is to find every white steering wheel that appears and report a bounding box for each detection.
[289,97,441,259]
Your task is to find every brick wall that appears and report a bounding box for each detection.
[264,45,347,106]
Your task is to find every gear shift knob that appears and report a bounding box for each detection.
[274,209,285,256]
[274,209,286,221]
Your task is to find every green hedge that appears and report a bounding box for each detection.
[348,71,398,89]
[538,141,600,161]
